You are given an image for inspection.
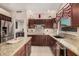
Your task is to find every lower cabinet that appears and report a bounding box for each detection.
[49,39,57,56]
[30,35,43,46]
[50,41,77,56]
[26,40,31,56]
[28,35,53,46]
[53,42,77,56]
[57,42,77,56]
[27,35,77,56]
[66,49,77,56]
[14,40,31,56]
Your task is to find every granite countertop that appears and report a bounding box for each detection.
[49,33,79,56]
[0,37,32,56]
[1,31,79,56]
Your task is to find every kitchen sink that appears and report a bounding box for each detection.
[54,35,64,38]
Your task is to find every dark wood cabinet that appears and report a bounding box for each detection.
[71,4,79,27]
[28,19,35,28]
[30,35,47,46]
[28,35,57,55]
[0,14,11,21]
[49,37,57,56]
[67,48,77,56]
[35,20,44,24]
[52,42,57,56]
[45,19,54,28]
[49,37,77,56]
[28,35,77,56]
[30,35,41,46]
[14,40,31,56]
[28,35,58,55]
[28,19,55,28]
[26,40,31,56]
[28,35,54,46]
[55,42,77,56]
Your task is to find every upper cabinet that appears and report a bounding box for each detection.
[28,19,55,28]
[45,19,55,28]
[28,19,35,28]
[71,4,79,27]
[56,3,79,27]
[0,14,11,22]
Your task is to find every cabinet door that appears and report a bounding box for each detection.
[37,35,46,46]
[31,35,41,46]
[67,49,77,56]
[53,42,57,56]
[51,40,57,56]
[71,4,79,27]
[35,35,41,46]
[35,20,44,24]
[31,35,36,45]
[46,35,52,46]
[31,35,48,46]
[28,41,31,56]
[41,35,46,46]
[45,20,53,28]
[28,20,35,28]
[49,37,57,56]
[26,40,31,56]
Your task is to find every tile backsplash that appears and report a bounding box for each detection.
[27,29,36,32]
[27,28,54,35]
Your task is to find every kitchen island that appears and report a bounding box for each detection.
[48,33,78,56]
[0,37,31,56]
[28,31,79,56]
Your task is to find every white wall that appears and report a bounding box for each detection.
[0,8,11,17]
[27,10,56,19]
[11,10,27,39]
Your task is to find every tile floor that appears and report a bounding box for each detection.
[30,46,54,56]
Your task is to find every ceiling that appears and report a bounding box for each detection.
[0,3,63,12]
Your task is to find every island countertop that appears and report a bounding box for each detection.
[48,33,79,56]
[0,37,32,56]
